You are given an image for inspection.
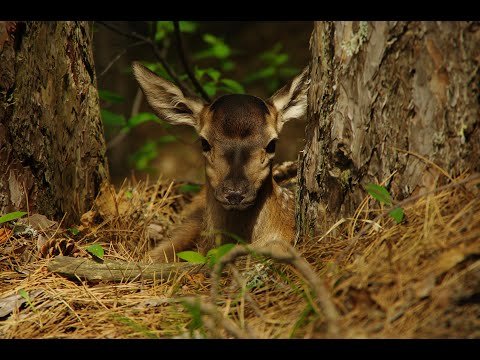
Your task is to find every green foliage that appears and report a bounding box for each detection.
[0,211,27,225]
[245,42,299,94]
[364,183,392,205]
[365,183,405,224]
[176,251,207,264]
[195,33,231,60]
[101,109,126,127]
[98,89,124,103]
[128,135,177,172]
[86,244,104,259]
[18,289,36,312]
[389,207,405,224]
[70,227,79,235]
[99,21,299,177]
[177,243,235,268]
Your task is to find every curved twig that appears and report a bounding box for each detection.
[96,21,193,98]
[211,240,340,337]
[173,21,211,102]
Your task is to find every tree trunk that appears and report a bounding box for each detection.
[296,21,480,241]
[0,21,109,226]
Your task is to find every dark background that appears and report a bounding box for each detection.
[93,21,313,186]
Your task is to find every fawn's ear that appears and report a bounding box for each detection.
[132,62,206,130]
[267,66,310,133]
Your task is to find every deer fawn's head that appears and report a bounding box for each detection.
[132,62,309,211]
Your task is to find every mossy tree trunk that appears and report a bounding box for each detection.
[0,21,109,226]
[296,21,480,241]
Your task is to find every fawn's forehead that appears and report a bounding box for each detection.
[205,94,273,139]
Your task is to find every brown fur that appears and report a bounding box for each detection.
[132,62,308,262]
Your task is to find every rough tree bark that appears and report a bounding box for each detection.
[0,21,109,226]
[296,21,480,241]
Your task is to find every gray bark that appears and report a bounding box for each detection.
[296,21,480,241]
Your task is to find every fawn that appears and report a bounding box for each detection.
[132,62,309,262]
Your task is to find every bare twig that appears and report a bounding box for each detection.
[211,240,340,337]
[96,21,194,98]
[173,21,211,102]
[98,40,146,78]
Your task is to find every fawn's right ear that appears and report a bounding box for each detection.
[132,62,206,130]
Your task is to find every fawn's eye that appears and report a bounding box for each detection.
[265,139,277,154]
[200,138,211,152]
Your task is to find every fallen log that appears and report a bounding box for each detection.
[47,255,207,282]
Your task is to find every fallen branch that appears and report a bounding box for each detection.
[47,255,207,282]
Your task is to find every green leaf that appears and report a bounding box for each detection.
[206,243,235,267]
[365,183,392,205]
[176,251,206,264]
[197,34,231,60]
[86,244,104,259]
[98,90,124,104]
[127,112,161,129]
[101,109,126,127]
[0,211,27,224]
[244,66,276,83]
[221,60,235,71]
[203,82,218,98]
[205,68,221,82]
[18,289,35,312]
[18,289,29,302]
[389,207,405,224]
[179,184,202,193]
[178,21,197,33]
[130,140,158,171]
[219,78,245,94]
[70,228,79,235]
[203,33,218,45]
[125,190,133,199]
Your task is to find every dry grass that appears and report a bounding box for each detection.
[1,171,479,338]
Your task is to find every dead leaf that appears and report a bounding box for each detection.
[17,213,58,232]
[78,210,97,231]
[0,227,12,244]
[95,182,131,218]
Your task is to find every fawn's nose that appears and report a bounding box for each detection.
[224,189,245,205]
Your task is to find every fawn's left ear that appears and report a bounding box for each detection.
[267,66,310,133]
[132,61,206,130]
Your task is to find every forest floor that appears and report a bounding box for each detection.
[0,166,479,339]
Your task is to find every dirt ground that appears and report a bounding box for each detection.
[1,169,479,338]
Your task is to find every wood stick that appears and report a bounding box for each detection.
[47,255,207,282]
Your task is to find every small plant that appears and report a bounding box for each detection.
[86,244,105,260]
[364,183,405,224]
[18,289,36,313]
[0,211,27,225]
[177,243,235,268]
